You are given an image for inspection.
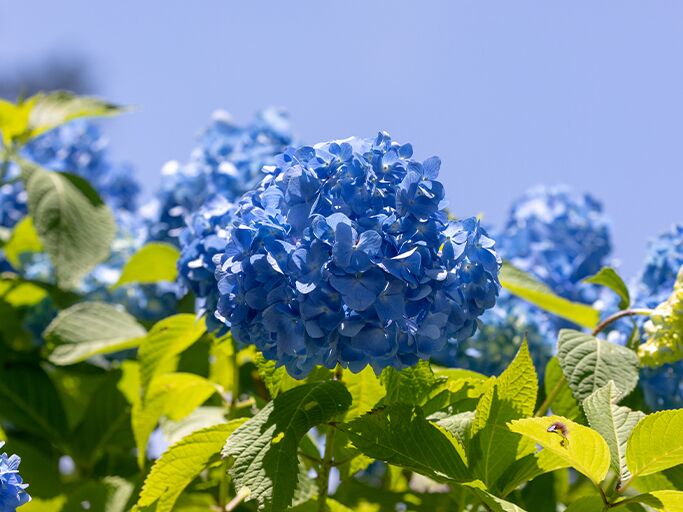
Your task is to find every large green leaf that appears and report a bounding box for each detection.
[342,404,469,483]
[583,381,645,482]
[114,242,180,288]
[2,216,42,268]
[160,406,227,446]
[584,267,631,310]
[497,449,569,497]
[21,163,116,288]
[138,314,206,392]
[381,360,445,407]
[626,410,683,479]
[133,372,219,468]
[44,302,146,365]
[344,366,385,421]
[470,340,538,489]
[27,91,124,140]
[499,263,600,328]
[135,421,246,512]
[0,363,67,443]
[557,329,639,402]
[613,490,683,511]
[254,352,302,398]
[223,381,352,511]
[462,482,528,511]
[508,415,611,484]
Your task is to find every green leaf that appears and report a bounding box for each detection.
[61,477,134,512]
[2,216,42,268]
[133,372,219,468]
[543,357,584,421]
[341,404,469,483]
[21,163,116,288]
[461,482,528,511]
[138,314,207,393]
[499,263,600,328]
[0,363,67,443]
[469,340,538,490]
[584,267,631,309]
[613,490,683,511]
[583,382,645,482]
[27,91,124,140]
[627,410,683,479]
[69,369,135,468]
[436,411,475,446]
[0,277,48,307]
[223,381,351,511]
[497,449,569,497]
[135,421,246,512]
[0,96,39,146]
[557,329,639,402]
[344,366,385,421]
[381,360,445,407]
[44,302,146,365]
[160,406,227,446]
[564,496,605,512]
[508,415,611,484]
[114,242,180,288]
[254,352,302,398]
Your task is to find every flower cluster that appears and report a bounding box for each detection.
[149,108,294,243]
[0,442,30,510]
[23,120,140,212]
[214,133,501,377]
[498,185,612,302]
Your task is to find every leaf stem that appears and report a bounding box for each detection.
[316,423,336,512]
[592,309,653,336]
[534,373,566,417]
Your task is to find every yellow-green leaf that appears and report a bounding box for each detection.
[627,410,683,479]
[2,216,42,268]
[508,415,611,484]
[114,242,180,288]
[613,490,683,511]
[584,267,631,310]
[344,366,385,421]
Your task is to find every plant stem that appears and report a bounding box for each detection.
[592,309,653,336]
[218,461,229,509]
[316,423,336,512]
[534,373,565,417]
[225,488,250,511]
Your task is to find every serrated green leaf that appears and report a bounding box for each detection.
[508,415,611,484]
[44,301,146,365]
[138,314,206,393]
[341,404,469,483]
[436,411,475,446]
[627,410,683,479]
[584,267,631,309]
[612,490,683,511]
[161,406,227,446]
[500,262,600,328]
[583,381,645,482]
[497,449,569,497]
[469,341,538,489]
[135,421,246,512]
[462,482,528,511]
[2,216,42,268]
[381,360,445,407]
[223,381,351,511]
[114,242,180,288]
[0,363,67,443]
[344,366,385,421]
[543,357,584,421]
[133,372,219,468]
[21,163,116,288]
[254,352,302,398]
[27,91,124,140]
[564,496,605,512]
[557,329,639,402]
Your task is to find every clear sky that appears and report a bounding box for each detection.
[1,1,682,278]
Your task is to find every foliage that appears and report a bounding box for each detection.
[1,91,683,512]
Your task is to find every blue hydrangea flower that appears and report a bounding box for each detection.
[498,185,612,303]
[214,133,501,377]
[149,108,294,243]
[23,120,140,212]
[0,441,30,511]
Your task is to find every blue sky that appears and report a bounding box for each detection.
[1,1,682,277]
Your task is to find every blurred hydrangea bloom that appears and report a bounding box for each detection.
[632,225,683,410]
[23,120,140,212]
[0,441,31,510]
[498,185,612,303]
[150,108,294,243]
[214,133,501,377]
[437,186,612,376]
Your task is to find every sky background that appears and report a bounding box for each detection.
[1,1,682,278]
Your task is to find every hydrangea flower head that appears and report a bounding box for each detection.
[23,120,140,212]
[0,441,31,510]
[214,133,501,377]
[498,185,612,302]
[150,108,294,242]
[635,224,683,304]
